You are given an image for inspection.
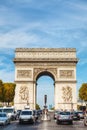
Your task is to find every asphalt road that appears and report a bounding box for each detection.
[0,113,87,130]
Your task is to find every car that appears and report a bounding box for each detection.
[19,109,35,124]
[56,111,73,125]
[17,110,22,119]
[33,110,40,120]
[0,112,10,125]
[53,110,60,119]
[37,109,42,115]
[3,107,17,120]
[84,115,87,126]
[71,111,80,120]
[0,107,3,112]
[77,111,84,119]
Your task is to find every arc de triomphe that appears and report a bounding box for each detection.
[13,48,78,110]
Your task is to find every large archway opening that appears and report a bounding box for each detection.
[36,71,55,110]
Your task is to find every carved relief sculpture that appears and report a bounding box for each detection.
[13,48,78,110]
[34,68,57,80]
[62,86,72,103]
[60,70,74,78]
[17,70,32,78]
[19,86,29,102]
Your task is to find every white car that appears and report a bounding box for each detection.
[56,111,73,125]
[0,112,10,125]
[3,107,17,120]
[19,110,35,124]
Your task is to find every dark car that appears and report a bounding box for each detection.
[17,110,22,119]
[33,110,40,120]
[77,111,84,119]
[71,111,80,120]
[0,108,3,112]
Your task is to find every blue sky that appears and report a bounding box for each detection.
[0,0,87,108]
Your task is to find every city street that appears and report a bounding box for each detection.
[0,114,87,130]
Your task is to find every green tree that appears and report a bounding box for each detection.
[0,80,5,103]
[36,104,40,110]
[0,80,3,87]
[3,83,16,106]
[79,83,87,110]
[79,83,87,101]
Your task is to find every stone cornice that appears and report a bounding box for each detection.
[55,80,77,83]
[14,80,36,83]
[15,80,77,84]
[13,58,78,63]
[14,62,77,66]
[58,103,77,104]
[15,48,76,52]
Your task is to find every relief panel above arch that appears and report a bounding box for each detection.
[57,67,76,81]
[15,68,33,81]
[33,68,57,81]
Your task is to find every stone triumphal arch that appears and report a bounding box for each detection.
[13,48,78,110]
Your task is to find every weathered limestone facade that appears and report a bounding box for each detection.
[13,48,78,110]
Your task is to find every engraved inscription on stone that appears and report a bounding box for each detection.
[62,86,72,103]
[17,70,32,78]
[60,70,74,78]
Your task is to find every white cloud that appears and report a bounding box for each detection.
[0,69,14,82]
[9,0,32,4]
[0,29,41,48]
[78,59,87,66]
[0,0,87,89]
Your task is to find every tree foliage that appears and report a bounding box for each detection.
[0,80,6,102]
[79,83,87,102]
[36,104,40,110]
[3,83,16,105]
[0,81,16,105]
[0,80,3,87]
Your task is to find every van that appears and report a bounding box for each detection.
[19,109,35,124]
[3,106,17,120]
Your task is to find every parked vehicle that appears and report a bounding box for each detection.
[0,112,10,125]
[77,111,84,119]
[84,114,87,126]
[19,109,35,124]
[84,112,87,126]
[37,109,42,115]
[17,110,22,119]
[53,110,60,119]
[0,107,3,112]
[71,111,80,120]
[84,115,87,126]
[56,111,73,125]
[33,110,40,120]
[3,107,17,120]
